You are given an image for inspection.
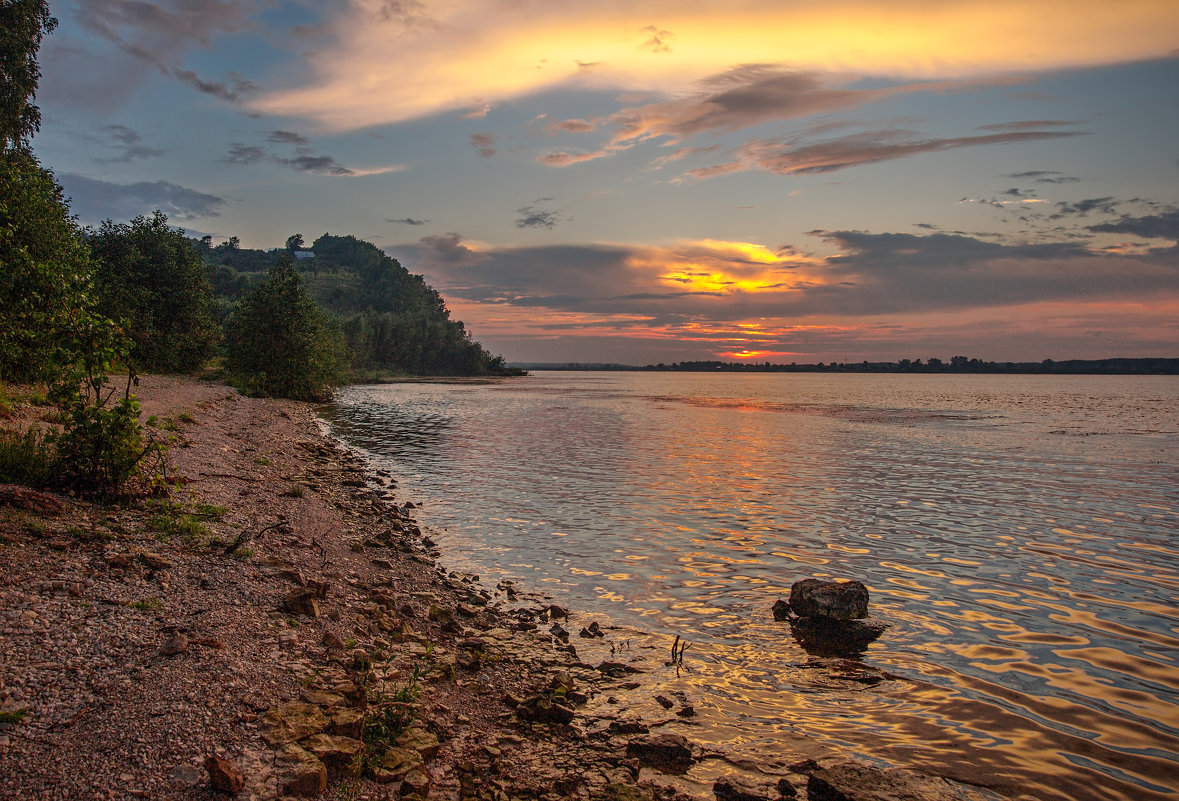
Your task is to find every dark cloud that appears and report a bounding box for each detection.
[171,68,258,102]
[1088,209,1179,239]
[980,120,1079,132]
[387,217,429,226]
[390,228,1178,325]
[222,137,354,175]
[685,128,1085,178]
[223,143,266,165]
[87,125,165,163]
[1004,170,1081,184]
[1051,197,1120,218]
[470,133,496,158]
[277,155,353,176]
[514,202,565,229]
[268,130,310,145]
[58,173,225,224]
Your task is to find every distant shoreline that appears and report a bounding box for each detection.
[511,357,1179,375]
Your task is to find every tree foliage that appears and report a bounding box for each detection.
[0,150,93,382]
[0,0,55,151]
[87,212,220,373]
[224,256,350,401]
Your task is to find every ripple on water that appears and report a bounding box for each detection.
[324,373,1179,801]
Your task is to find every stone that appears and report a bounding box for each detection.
[299,688,346,708]
[328,707,364,738]
[262,702,330,745]
[580,621,605,638]
[204,755,244,794]
[282,588,320,618]
[379,746,424,780]
[276,743,327,797]
[402,768,431,796]
[597,661,644,678]
[788,617,889,657]
[396,726,441,760]
[0,484,63,514]
[137,550,173,570]
[777,777,800,798]
[160,631,189,656]
[301,733,363,774]
[713,776,770,801]
[625,733,697,773]
[654,695,675,709]
[771,599,791,621]
[806,761,1009,801]
[788,579,869,620]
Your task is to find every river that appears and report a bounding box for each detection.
[322,371,1179,801]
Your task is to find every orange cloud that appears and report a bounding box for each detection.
[626,239,825,294]
[250,1,1178,131]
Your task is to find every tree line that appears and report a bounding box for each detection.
[0,2,510,496]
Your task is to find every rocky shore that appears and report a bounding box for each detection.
[0,375,1006,801]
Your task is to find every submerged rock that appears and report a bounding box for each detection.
[625,733,697,773]
[807,761,1009,801]
[789,616,889,657]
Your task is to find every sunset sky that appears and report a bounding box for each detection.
[34,0,1179,364]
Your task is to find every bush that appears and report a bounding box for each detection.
[87,212,219,373]
[224,256,350,401]
[0,426,55,486]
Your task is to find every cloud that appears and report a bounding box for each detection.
[535,149,616,167]
[1051,197,1121,218]
[268,130,311,146]
[682,127,1085,179]
[390,228,1178,328]
[547,119,597,133]
[221,135,403,176]
[58,173,226,224]
[388,217,429,226]
[470,133,496,157]
[86,125,165,163]
[1088,209,1179,239]
[171,68,258,102]
[980,120,1079,132]
[248,1,1179,131]
[515,202,566,229]
[1005,170,1081,183]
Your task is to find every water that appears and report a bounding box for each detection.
[322,372,1179,800]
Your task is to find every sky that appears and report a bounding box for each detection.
[32,0,1179,364]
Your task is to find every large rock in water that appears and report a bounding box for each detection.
[807,761,1009,801]
[789,579,869,620]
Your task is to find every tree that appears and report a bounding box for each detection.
[224,255,350,401]
[285,233,304,251]
[0,151,93,382]
[0,0,55,151]
[87,212,220,373]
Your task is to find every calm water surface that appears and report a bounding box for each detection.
[323,372,1179,801]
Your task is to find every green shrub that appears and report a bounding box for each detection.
[224,256,350,401]
[0,426,54,486]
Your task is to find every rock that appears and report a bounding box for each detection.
[328,707,364,739]
[713,776,770,801]
[262,702,330,745]
[0,484,63,514]
[276,743,327,797]
[548,604,568,619]
[807,761,1008,801]
[160,631,189,656]
[282,588,320,618]
[788,579,869,620]
[516,695,576,725]
[580,621,605,638]
[788,617,889,657]
[301,734,363,774]
[396,726,441,760]
[608,720,649,736]
[203,755,244,794]
[597,661,644,678]
[654,695,674,709]
[676,705,696,718]
[625,733,697,773]
[787,759,820,774]
[299,689,346,708]
[777,777,800,798]
[771,599,791,621]
[403,768,431,796]
[137,550,173,570]
[322,631,345,650]
[376,746,424,782]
